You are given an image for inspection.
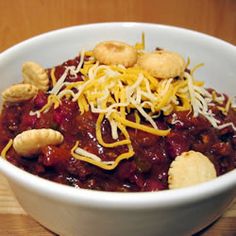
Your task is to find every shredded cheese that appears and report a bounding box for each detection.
[1,139,13,159]
[217,98,231,115]
[217,122,236,131]
[25,37,235,170]
[71,141,134,170]
[50,68,57,87]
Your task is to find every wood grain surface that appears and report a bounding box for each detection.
[0,0,236,235]
[0,0,235,52]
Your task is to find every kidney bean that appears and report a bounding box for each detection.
[33,91,48,109]
[135,157,152,173]
[168,112,209,130]
[166,131,189,159]
[117,161,136,180]
[40,145,70,167]
[67,159,92,179]
[21,114,37,128]
[143,179,165,191]
[132,129,160,147]
[212,142,232,156]
[129,173,145,189]
[142,147,168,164]
[76,111,98,133]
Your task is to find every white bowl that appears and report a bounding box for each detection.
[0,22,236,236]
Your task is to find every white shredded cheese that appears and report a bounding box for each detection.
[75,147,102,162]
[217,122,236,131]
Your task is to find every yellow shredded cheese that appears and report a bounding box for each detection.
[38,94,60,114]
[50,68,57,87]
[71,141,134,170]
[191,63,204,75]
[113,113,169,135]
[96,113,131,148]
[135,32,145,51]
[26,36,233,170]
[217,98,231,115]
[1,139,13,159]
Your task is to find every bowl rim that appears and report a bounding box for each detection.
[1,157,236,209]
[0,22,235,57]
[0,22,236,209]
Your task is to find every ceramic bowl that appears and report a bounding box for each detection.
[0,22,236,236]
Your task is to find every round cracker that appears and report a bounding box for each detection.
[137,50,185,79]
[93,41,138,67]
[168,150,217,189]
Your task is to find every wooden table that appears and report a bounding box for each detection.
[0,0,235,235]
